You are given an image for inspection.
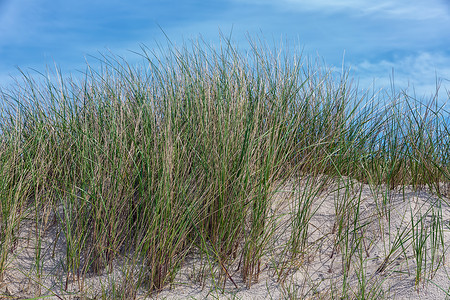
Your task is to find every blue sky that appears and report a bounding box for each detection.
[1,0,449,102]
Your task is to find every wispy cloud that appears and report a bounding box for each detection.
[299,0,448,19]
[352,51,450,99]
[233,0,450,20]
[0,0,448,104]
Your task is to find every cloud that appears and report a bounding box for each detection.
[352,52,450,100]
[233,0,450,20]
[360,0,449,20]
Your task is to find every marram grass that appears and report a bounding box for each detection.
[0,35,449,299]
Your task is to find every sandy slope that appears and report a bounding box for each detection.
[2,176,450,299]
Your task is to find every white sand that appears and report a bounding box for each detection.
[2,176,450,299]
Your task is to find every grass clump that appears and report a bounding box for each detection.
[0,34,449,299]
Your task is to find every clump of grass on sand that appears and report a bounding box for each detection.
[0,34,449,299]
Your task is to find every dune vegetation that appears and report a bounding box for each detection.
[0,35,449,299]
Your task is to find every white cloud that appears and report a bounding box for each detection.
[233,0,450,20]
[352,52,450,101]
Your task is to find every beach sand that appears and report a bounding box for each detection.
[2,176,450,299]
